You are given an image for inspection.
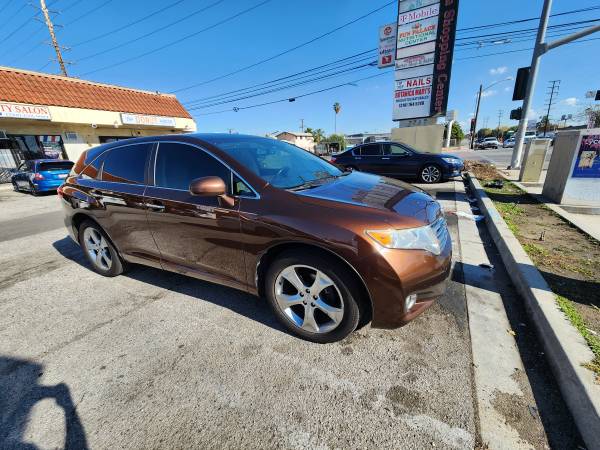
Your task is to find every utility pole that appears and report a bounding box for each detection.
[300,119,304,133]
[510,0,600,169]
[543,80,560,136]
[40,0,68,76]
[497,109,503,138]
[470,84,483,149]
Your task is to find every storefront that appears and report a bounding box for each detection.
[0,66,196,182]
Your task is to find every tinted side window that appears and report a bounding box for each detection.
[382,143,410,156]
[101,143,152,184]
[81,151,108,180]
[154,143,231,192]
[360,144,381,156]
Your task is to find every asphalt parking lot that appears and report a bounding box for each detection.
[0,182,479,449]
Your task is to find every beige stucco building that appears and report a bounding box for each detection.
[0,66,196,171]
[275,131,316,152]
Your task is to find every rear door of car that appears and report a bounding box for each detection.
[143,141,246,290]
[356,143,383,173]
[75,142,160,266]
[14,161,30,187]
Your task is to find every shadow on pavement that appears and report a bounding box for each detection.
[0,357,88,450]
[51,236,287,336]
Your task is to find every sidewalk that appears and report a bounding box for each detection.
[501,169,600,242]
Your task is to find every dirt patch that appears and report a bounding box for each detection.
[468,161,600,378]
[385,385,423,413]
[491,370,550,450]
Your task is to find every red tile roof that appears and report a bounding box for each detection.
[0,67,192,119]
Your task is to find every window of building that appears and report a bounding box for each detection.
[101,143,152,184]
[154,143,231,192]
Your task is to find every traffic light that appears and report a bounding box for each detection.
[510,107,522,120]
[470,118,476,133]
[512,67,530,101]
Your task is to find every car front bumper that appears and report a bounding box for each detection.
[358,232,452,329]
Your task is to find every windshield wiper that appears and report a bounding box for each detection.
[287,173,344,191]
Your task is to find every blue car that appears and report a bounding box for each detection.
[11,159,74,195]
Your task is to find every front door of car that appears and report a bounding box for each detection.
[356,143,383,173]
[381,143,420,178]
[144,142,246,290]
[77,142,159,266]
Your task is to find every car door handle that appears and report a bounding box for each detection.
[381,157,390,160]
[145,202,165,212]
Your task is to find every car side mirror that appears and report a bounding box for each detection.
[189,176,235,207]
[189,176,226,196]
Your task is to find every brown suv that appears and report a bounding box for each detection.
[61,134,451,343]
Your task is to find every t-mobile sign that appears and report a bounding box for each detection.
[392,0,459,121]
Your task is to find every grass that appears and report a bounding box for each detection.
[556,295,600,380]
[470,162,600,379]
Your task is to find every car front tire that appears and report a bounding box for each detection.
[419,164,442,183]
[265,250,362,343]
[78,220,126,277]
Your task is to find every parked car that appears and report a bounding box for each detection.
[11,159,74,195]
[330,141,464,183]
[503,137,515,148]
[477,137,500,149]
[61,134,451,343]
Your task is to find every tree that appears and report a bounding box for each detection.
[333,102,341,134]
[327,133,346,151]
[450,122,464,141]
[476,128,494,139]
[305,127,325,144]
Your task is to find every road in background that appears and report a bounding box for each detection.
[450,147,554,170]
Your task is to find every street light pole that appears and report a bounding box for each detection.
[470,84,483,149]
[510,0,600,169]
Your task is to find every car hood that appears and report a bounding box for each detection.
[296,171,442,226]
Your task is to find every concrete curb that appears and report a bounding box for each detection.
[466,172,600,450]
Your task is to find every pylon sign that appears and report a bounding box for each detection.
[392,0,459,121]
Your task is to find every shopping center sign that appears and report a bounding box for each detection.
[392,0,459,121]
[378,24,397,68]
[0,102,51,121]
[121,113,177,127]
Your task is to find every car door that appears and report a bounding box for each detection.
[14,161,28,187]
[382,143,421,178]
[75,142,160,267]
[144,141,246,290]
[356,143,383,173]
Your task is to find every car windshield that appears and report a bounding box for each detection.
[38,161,74,171]
[211,136,343,189]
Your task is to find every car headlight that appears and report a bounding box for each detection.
[365,225,441,255]
[442,157,456,164]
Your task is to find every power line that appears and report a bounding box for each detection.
[170,0,396,94]
[62,0,114,26]
[191,62,375,109]
[183,50,376,106]
[70,0,187,47]
[74,0,228,63]
[191,71,391,116]
[455,5,600,34]
[77,0,270,76]
[454,36,600,61]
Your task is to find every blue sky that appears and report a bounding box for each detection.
[0,0,598,135]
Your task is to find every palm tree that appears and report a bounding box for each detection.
[333,102,341,134]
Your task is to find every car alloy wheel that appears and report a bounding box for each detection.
[421,165,441,183]
[83,227,113,271]
[274,265,344,334]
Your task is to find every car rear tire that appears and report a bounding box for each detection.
[12,182,18,192]
[419,164,442,183]
[78,220,126,277]
[29,182,38,196]
[265,250,362,343]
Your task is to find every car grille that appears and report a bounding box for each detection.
[431,216,449,250]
